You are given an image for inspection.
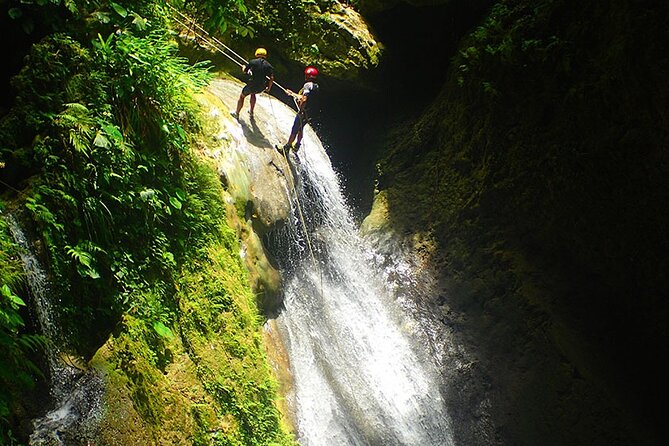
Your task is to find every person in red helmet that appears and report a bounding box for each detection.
[280,66,320,152]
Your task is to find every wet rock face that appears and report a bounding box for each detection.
[194,77,298,313]
[197,78,296,234]
[29,370,105,446]
[236,1,382,82]
[305,2,383,79]
[365,0,667,443]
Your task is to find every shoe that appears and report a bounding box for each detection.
[230,111,238,119]
[293,142,301,151]
[249,110,254,119]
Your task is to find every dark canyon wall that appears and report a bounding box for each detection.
[371,0,667,445]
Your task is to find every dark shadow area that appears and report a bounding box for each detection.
[373,1,668,444]
[314,0,494,218]
[0,4,56,115]
[240,115,275,148]
[0,10,28,114]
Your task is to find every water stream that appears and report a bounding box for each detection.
[5,215,103,445]
[265,130,455,445]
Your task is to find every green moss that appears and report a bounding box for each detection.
[0,3,295,443]
[92,315,203,444]
[91,224,293,445]
[176,231,291,446]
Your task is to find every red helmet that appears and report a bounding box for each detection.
[304,66,319,78]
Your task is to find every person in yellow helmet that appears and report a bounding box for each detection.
[231,48,274,120]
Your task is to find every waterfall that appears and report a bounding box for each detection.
[5,215,103,445]
[154,76,458,444]
[268,132,455,445]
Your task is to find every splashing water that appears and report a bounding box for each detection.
[253,106,455,444]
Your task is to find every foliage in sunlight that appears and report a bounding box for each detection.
[0,1,294,443]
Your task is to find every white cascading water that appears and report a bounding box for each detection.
[258,107,455,445]
[5,214,103,445]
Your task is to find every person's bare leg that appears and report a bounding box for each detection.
[249,94,257,116]
[294,129,304,150]
[235,93,246,115]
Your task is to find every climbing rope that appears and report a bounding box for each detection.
[0,178,25,196]
[168,4,322,290]
[267,94,325,298]
[167,3,294,99]
[268,97,317,261]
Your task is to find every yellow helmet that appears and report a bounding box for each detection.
[255,48,267,58]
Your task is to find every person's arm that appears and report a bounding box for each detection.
[286,89,307,110]
[296,83,314,110]
[296,93,307,111]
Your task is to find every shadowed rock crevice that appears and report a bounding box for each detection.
[369,1,667,444]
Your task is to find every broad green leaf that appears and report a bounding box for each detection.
[1,285,25,307]
[85,268,101,279]
[110,2,128,18]
[93,132,111,148]
[174,188,186,201]
[102,123,122,140]
[153,321,174,338]
[169,196,182,209]
[131,12,147,31]
[64,0,78,14]
[175,124,187,140]
[140,189,155,201]
[93,12,111,25]
[162,251,175,264]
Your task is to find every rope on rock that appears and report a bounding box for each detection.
[167,3,293,100]
[0,178,26,196]
[168,3,323,293]
[268,97,318,263]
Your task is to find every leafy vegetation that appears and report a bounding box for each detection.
[4,20,212,352]
[0,0,294,443]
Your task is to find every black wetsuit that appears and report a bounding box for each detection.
[242,58,274,95]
